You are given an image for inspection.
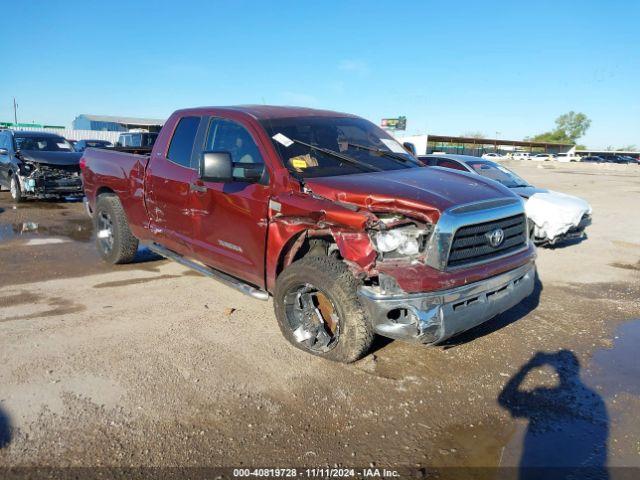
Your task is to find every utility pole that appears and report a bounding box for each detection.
[13,98,18,124]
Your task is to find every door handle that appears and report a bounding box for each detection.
[189,181,207,193]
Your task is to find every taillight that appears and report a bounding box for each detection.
[79,157,86,170]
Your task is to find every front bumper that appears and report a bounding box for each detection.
[535,214,592,245]
[19,169,83,197]
[358,262,536,344]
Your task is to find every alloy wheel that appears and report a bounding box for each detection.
[97,211,114,254]
[283,284,341,353]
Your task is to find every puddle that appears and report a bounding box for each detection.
[499,320,640,471]
[588,319,640,397]
[7,198,82,210]
[0,219,93,243]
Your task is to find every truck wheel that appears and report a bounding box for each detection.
[94,194,138,264]
[10,174,24,203]
[274,255,374,363]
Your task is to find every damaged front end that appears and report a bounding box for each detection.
[358,262,535,344]
[358,198,536,344]
[269,183,536,346]
[17,161,83,198]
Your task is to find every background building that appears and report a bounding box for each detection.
[72,114,165,132]
[396,134,574,156]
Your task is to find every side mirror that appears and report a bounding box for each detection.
[403,142,416,155]
[200,151,233,182]
[0,148,8,155]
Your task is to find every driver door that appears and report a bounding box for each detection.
[188,117,271,288]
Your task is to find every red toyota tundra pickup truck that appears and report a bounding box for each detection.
[81,106,536,362]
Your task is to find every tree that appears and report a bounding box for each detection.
[461,131,486,139]
[527,130,572,144]
[554,112,591,142]
[526,111,591,145]
[619,144,637,151]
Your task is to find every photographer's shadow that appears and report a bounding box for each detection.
[0,406,11,449]
[499,350,609,479]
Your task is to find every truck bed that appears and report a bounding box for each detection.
[81,147,151,236]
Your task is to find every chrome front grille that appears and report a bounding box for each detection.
[447,214,528,268]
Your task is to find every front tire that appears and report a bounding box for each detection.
[274,255,374,363]
[94,194,138,264]
[10,174,24,203]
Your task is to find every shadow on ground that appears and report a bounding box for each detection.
[542,235,588,250]
[0,406,11,449]
[499,350,609,480]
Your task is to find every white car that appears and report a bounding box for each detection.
[513,152,532,160]
[481,152,503,160]
[555,152,580,162]
[532,153,555,161]
[419,154,592,246]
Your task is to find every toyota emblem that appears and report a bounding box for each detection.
[486,228,505,248]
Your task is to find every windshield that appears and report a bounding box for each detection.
[466,160,530,188]
[260,116,420,178]
[15,136,74,152]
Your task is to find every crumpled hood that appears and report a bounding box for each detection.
[18,150,82,166]
[305,167,518,223]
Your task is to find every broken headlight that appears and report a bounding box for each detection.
[373,226,424,257]
[20,161,37,174]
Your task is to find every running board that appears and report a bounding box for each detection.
[146,243,269,301]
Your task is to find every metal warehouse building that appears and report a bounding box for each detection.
[72,114,165,132]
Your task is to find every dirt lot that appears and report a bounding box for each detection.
[0,161,638,476]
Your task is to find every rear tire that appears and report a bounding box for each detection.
[274,255,374,363]
[10,174,24,203]
[94,194,138,264]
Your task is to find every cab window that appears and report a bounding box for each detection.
[167,116,201,168]
[205,118,265,181]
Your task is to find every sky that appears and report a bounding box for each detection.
[1,0,638,149]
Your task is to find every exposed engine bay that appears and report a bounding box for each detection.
[17,161,83,198]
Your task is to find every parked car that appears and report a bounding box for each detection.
[420,154,592,246]
[619,155,640,165]
[0,130,83,202]
[116,131,158,150]
[481,152,503,160]
[74,139,113,152]
[81,106,537,362]
[513,152,532,160]
[580,155,606,163]
[555,152,580,162]
[599,154,636,164]
[531,153,555,161]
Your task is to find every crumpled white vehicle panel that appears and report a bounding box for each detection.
[525,191,592,241]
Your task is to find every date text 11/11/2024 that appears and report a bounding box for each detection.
[232,468,400,477]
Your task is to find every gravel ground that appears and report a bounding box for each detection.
[0,161,638,476]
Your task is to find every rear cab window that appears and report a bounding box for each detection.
[167,116,201,168]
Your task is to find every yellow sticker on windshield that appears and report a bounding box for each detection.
[289,154,319,171]
[290,157,309,170]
